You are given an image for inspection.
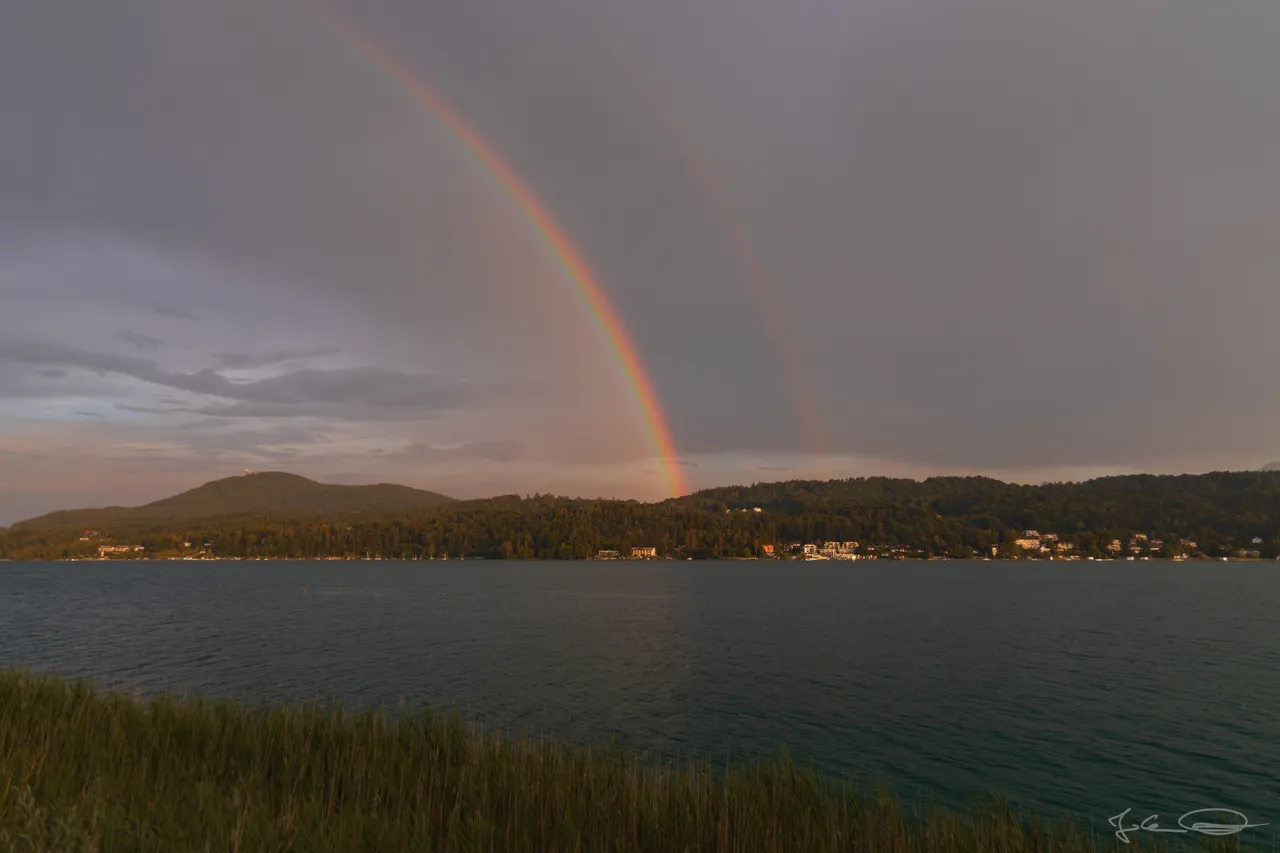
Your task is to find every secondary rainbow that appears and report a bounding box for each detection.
[613,50,831,468]
[301,3,687,497]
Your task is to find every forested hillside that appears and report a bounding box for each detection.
[9,472,454,532]
[3,472,1280,561]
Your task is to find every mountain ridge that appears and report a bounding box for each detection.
[12,467,1280,534]
[10,472,455,531]
[7,468,1280,561]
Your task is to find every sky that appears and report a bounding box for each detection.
[2,0,1279,523]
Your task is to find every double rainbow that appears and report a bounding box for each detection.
[303,3,687,498]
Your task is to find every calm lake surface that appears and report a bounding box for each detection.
[2,560,1276,837]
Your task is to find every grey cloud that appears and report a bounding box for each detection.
[181,423,321,449]
[37,368,65,378]
[3,0,1280,516]
[116,401,448,421]
[213,348,342,370]
[115,404,190,416]
[118,331,165,350]
[0,341,482,415]
[460,441,523,463]
[399,440,524,463]
[173,402,443,420]
[74,411,104,418]
[0,361,122,401]
[98,421,326,465]
[152,303,199,321]
[183,368,472,408]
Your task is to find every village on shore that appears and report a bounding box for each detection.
[66,526,1270,562]
[595,529,1257,562]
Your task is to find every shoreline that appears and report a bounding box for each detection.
[6,555,1275,563]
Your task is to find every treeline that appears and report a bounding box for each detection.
[3,472,1280,561]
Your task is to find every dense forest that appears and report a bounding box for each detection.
[4,472,1280,561]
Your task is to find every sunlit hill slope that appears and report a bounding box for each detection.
[9,472,456,532]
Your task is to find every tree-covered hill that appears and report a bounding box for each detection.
[678,471,1280,536]
[3,470,1280,561]
[8,472,455,532]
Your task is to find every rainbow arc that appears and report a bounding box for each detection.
[301,2,687,497]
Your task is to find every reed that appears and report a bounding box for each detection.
[0,670,1246,852]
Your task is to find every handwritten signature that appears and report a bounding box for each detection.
[1108,808,1268,844]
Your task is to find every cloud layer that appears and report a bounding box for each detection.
[2,0,1279,521]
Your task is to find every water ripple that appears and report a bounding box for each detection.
[1,559,1277,837]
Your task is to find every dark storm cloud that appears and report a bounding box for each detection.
[591,0,1280,470]
[354,0,1278,469]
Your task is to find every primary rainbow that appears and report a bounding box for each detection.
[302,2,687,497]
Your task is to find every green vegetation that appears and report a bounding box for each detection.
[8,472,454,533]
[4,470,1280,561]
[0,670,1246,852]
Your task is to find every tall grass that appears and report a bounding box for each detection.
[0,670,1250,852]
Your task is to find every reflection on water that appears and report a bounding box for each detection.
[1,560,1277,834]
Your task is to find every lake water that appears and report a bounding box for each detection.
[1,560,1276,840]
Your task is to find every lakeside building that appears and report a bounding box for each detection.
[630,547,657,559]
[818,541,865,560]
[97,545,144,558]
[595,550,620,560]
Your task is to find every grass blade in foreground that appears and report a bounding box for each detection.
[0,670,1253,852]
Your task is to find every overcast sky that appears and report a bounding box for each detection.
[2,0,1278,522]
